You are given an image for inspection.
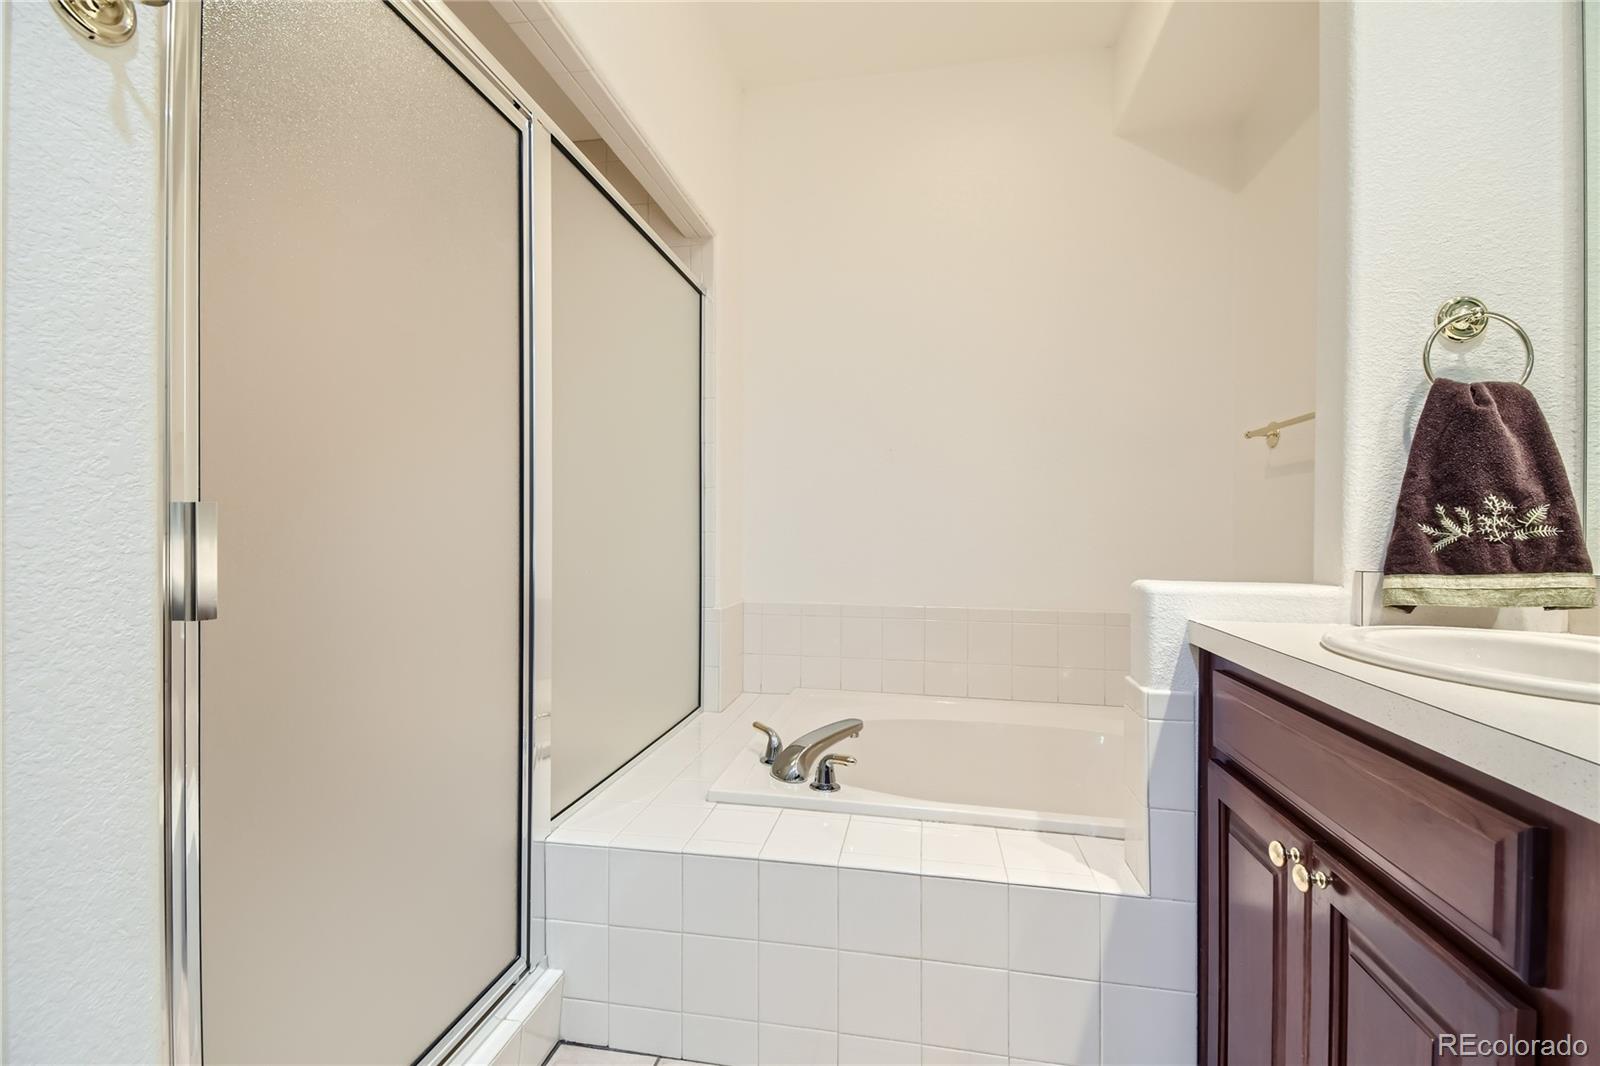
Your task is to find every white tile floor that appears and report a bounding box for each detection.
[547,1042,708,1065]
[548,694,1140,895]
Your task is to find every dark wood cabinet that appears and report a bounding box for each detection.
[1306,845,1533,1066]
[1204,764,1310,1066]
[1200,655,1598,1066]
[1210,672,1548,982]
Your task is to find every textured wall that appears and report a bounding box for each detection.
[1318,0,1584,584]
[1131,580,1347,694]
[1,3,166,1060]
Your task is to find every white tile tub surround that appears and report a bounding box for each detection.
[546,695,1198,1065]
[706,602,745,711]
[1115,581,1344,904]
[711,692,1123,837]
[1119,675,1201,901]
[743,605,1129,707]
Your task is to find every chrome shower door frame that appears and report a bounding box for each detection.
[161,2,540,1061]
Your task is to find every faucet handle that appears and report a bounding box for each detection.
[810,753,855,793]
[752,722,783,765]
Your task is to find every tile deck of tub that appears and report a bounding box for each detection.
[547,693,1143,896]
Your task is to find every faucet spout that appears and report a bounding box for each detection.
[769,718,863,783]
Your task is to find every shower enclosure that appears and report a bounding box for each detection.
[548,142,704,816]
[162,1,702,1060]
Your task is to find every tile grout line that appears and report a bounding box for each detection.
[754,820,763,1063]
[1004,879,1010,1060]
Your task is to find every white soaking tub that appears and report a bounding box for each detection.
[708,689,1124,835]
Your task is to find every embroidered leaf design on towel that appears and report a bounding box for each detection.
[1477,493,1517,542]
[1418,494,1560,552]
[1419,504,1472,551]
[1512,503,1560,541]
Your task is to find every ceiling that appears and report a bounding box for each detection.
[1116,2,1317,136]
[1114,0,1318,189]
[703,1,1130,89]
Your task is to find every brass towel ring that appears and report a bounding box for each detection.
[1421,296,1534,385]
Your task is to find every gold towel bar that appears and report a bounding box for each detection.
[1244,411,1315,449]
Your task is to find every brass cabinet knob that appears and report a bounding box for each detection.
[1291,862,1335,894]
[1268,841,1303,869]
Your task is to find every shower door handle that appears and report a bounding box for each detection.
[168,501,218,621]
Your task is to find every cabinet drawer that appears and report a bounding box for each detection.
[1209,671,1548,983]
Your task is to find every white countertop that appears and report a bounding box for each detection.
[1187,621,1600,825]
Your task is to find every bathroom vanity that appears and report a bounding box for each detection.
[1191,623,1599,1066]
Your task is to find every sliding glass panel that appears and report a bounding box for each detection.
[551,146,702,812]
[197,2,525,1060]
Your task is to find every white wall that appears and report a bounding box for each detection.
[1316,0,1585,585]
[1,3,166,1060]
[739,52,1316,611]
[1228,115,1318,581]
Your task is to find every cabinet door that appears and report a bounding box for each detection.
[1306,847,1535,1066]
[1205,764,1312,1066]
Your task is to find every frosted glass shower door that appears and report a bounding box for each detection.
[189,2,528,1061]
[550,146,703,812]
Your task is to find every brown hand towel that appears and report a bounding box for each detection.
[1382,379,1595,609]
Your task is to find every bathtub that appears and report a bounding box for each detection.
[707,689,1124,836]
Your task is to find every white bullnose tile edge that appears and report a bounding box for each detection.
[453,969,564,1066]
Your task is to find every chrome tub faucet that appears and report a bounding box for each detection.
[753,718,863,784]
[753,721,783,766]
[810,753,854,792]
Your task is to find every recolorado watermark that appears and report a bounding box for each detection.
[1436,1034,1589,1058]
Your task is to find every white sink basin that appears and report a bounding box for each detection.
[1320,626,1600,704]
